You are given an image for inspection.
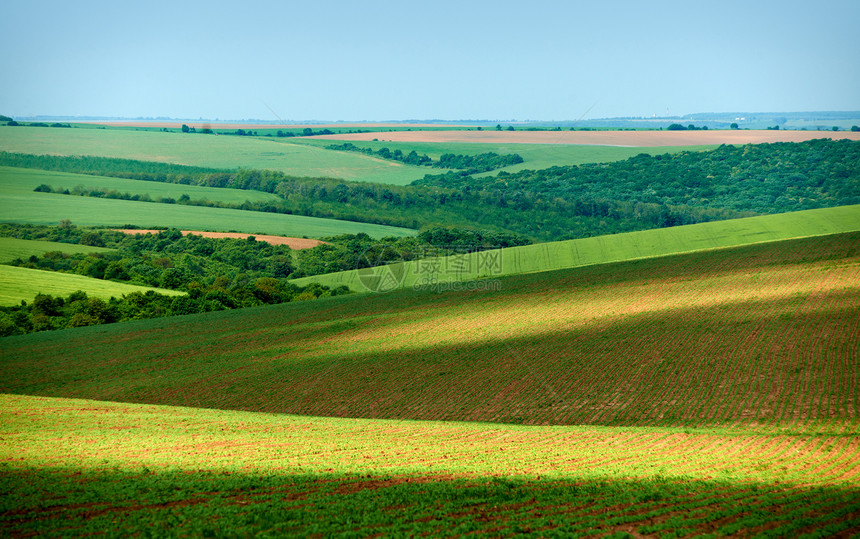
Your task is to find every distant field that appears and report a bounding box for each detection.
[115,229,325,249]
[310,128,860,146]
[1,393,858,537]
[0,165,281,204]
[294,138,716,176]
[0,237,113,262]
[292,204,860,292]
[0,265,183,306]
[3,231,857,429]
[0,126,436,184]
[0,167,416,238]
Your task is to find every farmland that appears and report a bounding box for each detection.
[0,125,438,184]
[1,393,858,537]
[1,230,859,535]
[2,123,859,535]
[0,167,415,238]
[0,265,183,306]
[293,137,715,176]
[0,237,113,262]
[3,231,857,428]
[292,204,860,292]
[309,128,860,146]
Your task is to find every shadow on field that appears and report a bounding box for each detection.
[2,465,858,537]
[0,286,857,428]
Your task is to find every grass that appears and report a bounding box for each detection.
[0,265,183,306]
[0,167,416,239]
[295,137,718,176]
[0,237,113,262]
[291,204,860,291]
[0,125,435,184]
[2,231,857,430]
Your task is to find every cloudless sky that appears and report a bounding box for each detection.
[2,0,858,121]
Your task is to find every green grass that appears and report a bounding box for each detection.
[295,137,718,176]
[0,167,416,238]
[0,126,436,184]
[0,237,113,263]
[3,231,857,430]
[291,204,860,292]
[0,265,183,306]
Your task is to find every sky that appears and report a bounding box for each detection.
[2,0,859,122]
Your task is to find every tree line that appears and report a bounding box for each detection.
[326,142,524,172]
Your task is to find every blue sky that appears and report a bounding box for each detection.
[2,0,858,121]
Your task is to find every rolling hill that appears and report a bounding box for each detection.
[3,230,857,430]
[291,204,860,292]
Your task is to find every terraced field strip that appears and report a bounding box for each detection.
[0,165,281,205]
[0,167,415,239]
[291,204,860,291]
[2,232,858,430]
[1,394,857,536]
[0,237,113,263]
[0,265,184,306]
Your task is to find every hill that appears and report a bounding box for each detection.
[2,230,857,430]
[0,265,184,306]
[291,204,860,292]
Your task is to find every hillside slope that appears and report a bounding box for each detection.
[291,204,860,292]
[2,231,857,431]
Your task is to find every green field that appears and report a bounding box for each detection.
[0,237,113,262]
[3,231,857,427]
[1,231,858,535]
[292,204,860,291]
[0,165,282,204]
[1,393,858,537]
[0,265,183,306]
[0,167,416,239]
[295,137,718,176]
[0,126,437,184]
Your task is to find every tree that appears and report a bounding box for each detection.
[832,126,839,131]
[730,123,739,130]
[851,126,859,132]
[181,124,190,133]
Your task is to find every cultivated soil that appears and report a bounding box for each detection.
[114,229,325,249]
[307,129,860,146]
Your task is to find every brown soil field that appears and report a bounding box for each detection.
[308,129,860,146]
[79,121,461,130]
[114,229,324,249]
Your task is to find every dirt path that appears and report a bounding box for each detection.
[114,230,325,249]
